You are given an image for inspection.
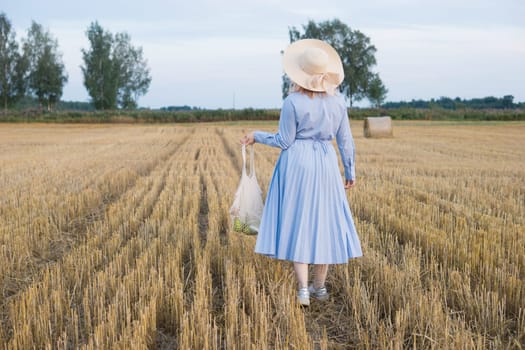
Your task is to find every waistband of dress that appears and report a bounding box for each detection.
[294,138,332,143]
[293,138,333,154]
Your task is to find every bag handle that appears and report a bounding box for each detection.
[241,144,247,176]
[250,144,256,177]
[241,144,256,178]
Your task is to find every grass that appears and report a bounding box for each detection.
[2,106,524,123]
[0,121,523,349]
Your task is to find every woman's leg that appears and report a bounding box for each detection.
[294,262,310,305]
[312,264,329,288]
[293,262,309,288]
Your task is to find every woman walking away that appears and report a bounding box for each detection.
[240,39,362,306]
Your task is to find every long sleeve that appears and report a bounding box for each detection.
[253,97,296,149]
[336,113,356,181]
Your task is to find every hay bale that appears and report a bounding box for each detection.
[364,116,393,138]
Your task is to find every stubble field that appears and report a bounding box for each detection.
[0,121,523,349]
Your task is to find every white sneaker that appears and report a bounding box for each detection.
[297,287,310,306]
[308,284,329,301]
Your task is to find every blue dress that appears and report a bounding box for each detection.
[253,92,362,264]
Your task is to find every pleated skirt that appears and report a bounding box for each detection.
[254,139,363,264]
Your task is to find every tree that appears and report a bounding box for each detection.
[281,70,291,101]
[367,73,388,108]
[286,19,384,107]
[0,13,27,111]
[23,21,68,110]
[81,22,151,110]
[113,33,151,109]
[81,22,117,110]
[502,95,514,109]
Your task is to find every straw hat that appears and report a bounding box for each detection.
[282,39,344,95]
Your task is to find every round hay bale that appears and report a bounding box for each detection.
[364,116,393,138]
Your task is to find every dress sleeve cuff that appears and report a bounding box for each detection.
[254,131,272,144]
[345,166,356,181]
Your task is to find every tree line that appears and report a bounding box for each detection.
[0,13,151,112]
[383,95,524,110]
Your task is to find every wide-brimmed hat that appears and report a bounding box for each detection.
[282,39,344,95]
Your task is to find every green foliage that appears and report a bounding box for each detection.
[23,21,68,110]
[113,33,151,109]
[13,96,95,111]
[81,22,118,110]
[81,22,151,110]
[56,100,95,111]
[348,107,525,121]
[2,106,524,123]
[383,95,523,110]
[0,13,27,111]
[281,74,291,100]
[367,73,388,108]
[287,19,385,107]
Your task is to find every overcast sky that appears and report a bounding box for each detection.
[4,0,525,109]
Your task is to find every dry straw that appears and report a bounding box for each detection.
[364,116,393,138]
[0,122,524,349]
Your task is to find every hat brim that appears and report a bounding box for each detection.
[282,39,344,92]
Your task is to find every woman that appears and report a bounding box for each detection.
[240,39,362,306]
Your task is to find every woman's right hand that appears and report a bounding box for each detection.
[240,132,255,145]
[344,179,355,190]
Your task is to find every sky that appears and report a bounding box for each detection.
[4,0,525,109]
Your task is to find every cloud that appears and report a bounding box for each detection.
[5,0,525,107]
[363,24,525,101]
[141,35,286,108]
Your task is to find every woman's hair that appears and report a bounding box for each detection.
[289,82,324,99]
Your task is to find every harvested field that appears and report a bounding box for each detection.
[0,121,524,349]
